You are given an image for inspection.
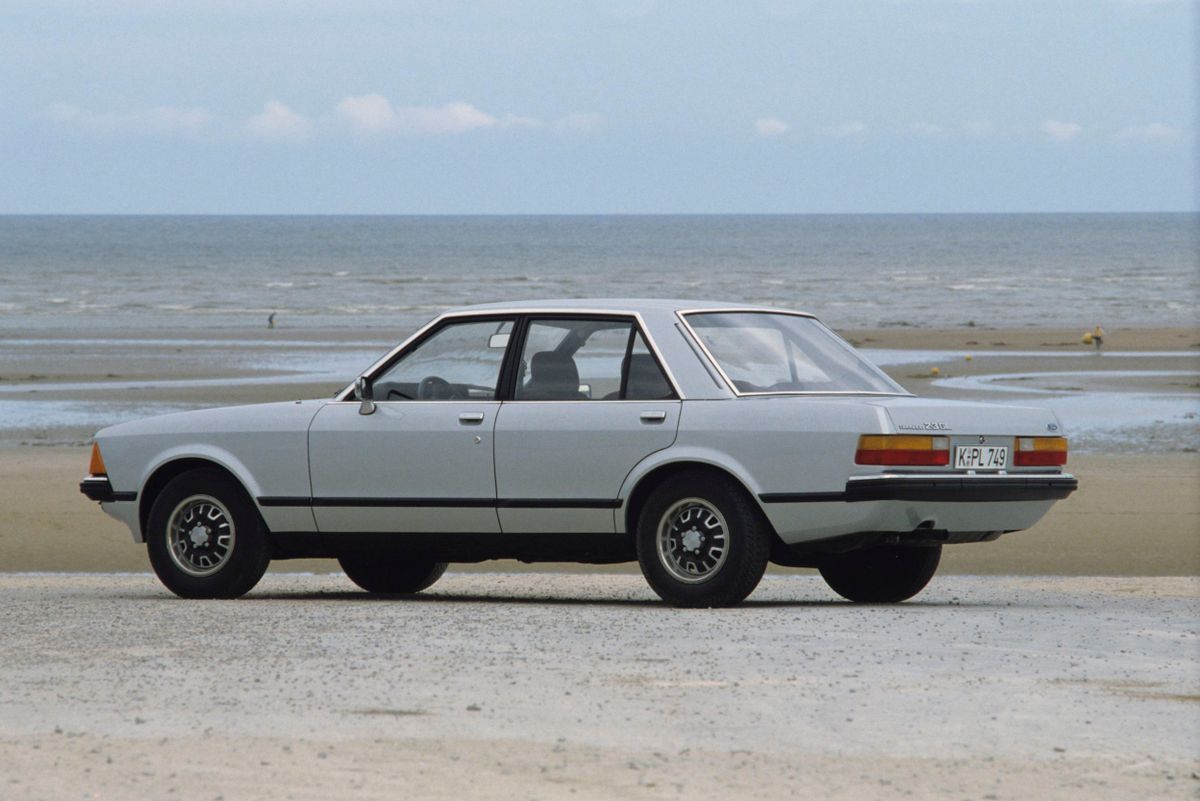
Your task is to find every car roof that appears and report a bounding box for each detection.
[446,298,814,316]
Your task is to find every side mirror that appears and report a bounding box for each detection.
[355,376,376,416]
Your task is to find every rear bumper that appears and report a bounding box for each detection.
[759,472,1076,546]
[79,475,137,503]
[843,473,1078,503]
[760,472,1077,505]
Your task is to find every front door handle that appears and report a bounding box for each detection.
[640,411,667,423]
[459,412,486,424]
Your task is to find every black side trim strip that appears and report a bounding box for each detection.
[258,496,312,507]
[112,491,138,502]
[498,498,623,509]
[759,492,847,504]
[313,497,496,508]
[257,496,622,510]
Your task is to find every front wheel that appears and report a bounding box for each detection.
[818,544,942,603]
[636,471,770,607]
[338,551,448,595]
[146,469,272,599]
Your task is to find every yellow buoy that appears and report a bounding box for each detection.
[930,366,941,376]
[1081,331,1094,345]
[964,354,973,361]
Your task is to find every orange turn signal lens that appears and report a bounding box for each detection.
[1014,437,1068,466]
[856,435,950,466]
[88,442,107,476]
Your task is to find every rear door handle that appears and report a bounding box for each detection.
[459,412,486,424]
[640,411,667,423]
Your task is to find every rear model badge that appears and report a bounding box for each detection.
[898,422,951,432]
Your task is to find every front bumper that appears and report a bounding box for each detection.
[79,475,137,503]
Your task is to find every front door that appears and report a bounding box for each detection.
[308,402,501,533]
[308,317,514,534]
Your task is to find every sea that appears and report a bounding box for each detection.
[1,213,1197,332]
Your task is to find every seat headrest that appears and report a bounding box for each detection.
[522,351,583,400]
[530,351,580,385]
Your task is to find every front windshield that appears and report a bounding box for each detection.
[686,312,907,395]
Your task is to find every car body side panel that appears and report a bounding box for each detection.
[674,397,886,492]
[624,396,1066,544]
[93,400,325,540]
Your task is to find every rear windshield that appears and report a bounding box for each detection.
[686,312,907,395]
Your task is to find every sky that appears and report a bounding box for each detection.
[0,0,1196,214]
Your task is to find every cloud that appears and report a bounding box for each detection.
[821,121,867,138]
[498,113,542,129]
[1113,122,1182,142]
[553,112,604,134]
[1039,119,1083,141]
[245,101,311,142]
[336,94,537,135]
[50,103,211,135]
[335,94,397,133]
[405,101,497,134]
[754,117,788,137]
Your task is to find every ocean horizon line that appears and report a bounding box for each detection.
[1,210,1197,219]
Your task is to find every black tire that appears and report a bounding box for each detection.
[818,544,942,603]
[146,468,272,599]
[635,471,770,607]
[337,551,448,595]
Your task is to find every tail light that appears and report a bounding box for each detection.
[1014,437,1068,466]
[88,442,107,476]
[856,435,950,466]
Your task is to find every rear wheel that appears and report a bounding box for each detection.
[819,544,941,603]
[338,551,448,595]
[146,469,272,599]
[636,471,770,607]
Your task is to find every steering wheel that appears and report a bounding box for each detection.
[418,375,455,400]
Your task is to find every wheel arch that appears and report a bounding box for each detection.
[619,451,776,541]
[138,453,265,542]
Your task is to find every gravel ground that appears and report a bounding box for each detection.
[1,572,1197,800]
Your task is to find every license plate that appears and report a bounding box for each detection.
[954,445,1008,470]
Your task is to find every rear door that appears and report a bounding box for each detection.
[493,316,681,534]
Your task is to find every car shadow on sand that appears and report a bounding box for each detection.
[117,588,1009,608]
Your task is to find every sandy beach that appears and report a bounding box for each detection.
[1,572,1196,800]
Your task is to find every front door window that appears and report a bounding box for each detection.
[373,319,513,401]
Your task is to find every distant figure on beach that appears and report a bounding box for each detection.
[1092,324,1104,352]
[267,312,276,329]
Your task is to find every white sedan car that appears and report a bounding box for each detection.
[81,300,1076,606]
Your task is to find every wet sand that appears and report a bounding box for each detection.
[1,324,1196,447]
[3,448,1196,576]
